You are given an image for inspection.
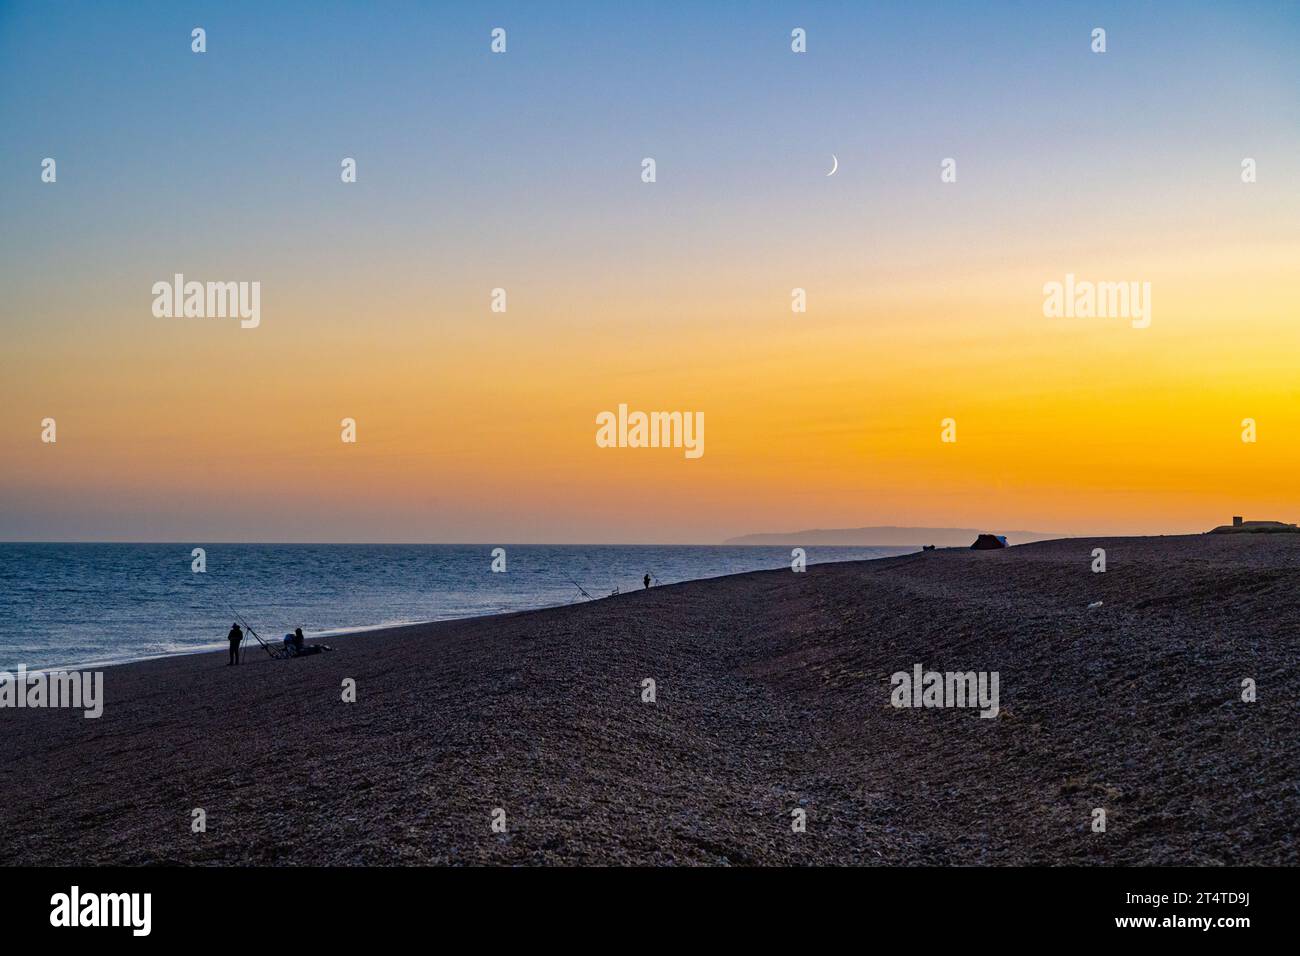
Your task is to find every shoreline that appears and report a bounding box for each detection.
[13,546,917,674]
[25,618,445,676]
[1,533,1295,865]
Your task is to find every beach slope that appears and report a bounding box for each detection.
[1,534,1295,865]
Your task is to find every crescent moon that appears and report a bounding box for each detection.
[826,154,838,177]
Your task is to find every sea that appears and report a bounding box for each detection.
[0,543,911,671]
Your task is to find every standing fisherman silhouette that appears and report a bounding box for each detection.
[643,573,651,589]
[227,623,243,665]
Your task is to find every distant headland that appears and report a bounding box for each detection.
[1208,516,1299,534]
[723,526,1062,547]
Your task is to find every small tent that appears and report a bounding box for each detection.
[970,534,1006,550]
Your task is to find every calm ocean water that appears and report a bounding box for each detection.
[0,544,910,670]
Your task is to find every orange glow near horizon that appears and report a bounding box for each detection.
[5,235,1299,542]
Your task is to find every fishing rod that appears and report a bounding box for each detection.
[562,573,595,601]
[223,599,283,660]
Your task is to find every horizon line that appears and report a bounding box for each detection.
[1,534,1230,548]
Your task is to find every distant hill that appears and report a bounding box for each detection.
[1207,520,1299,534]
[723,526,1062,547]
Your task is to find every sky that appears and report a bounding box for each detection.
[2,1,1298,543]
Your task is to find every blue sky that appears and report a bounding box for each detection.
[2,1,1299,541]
